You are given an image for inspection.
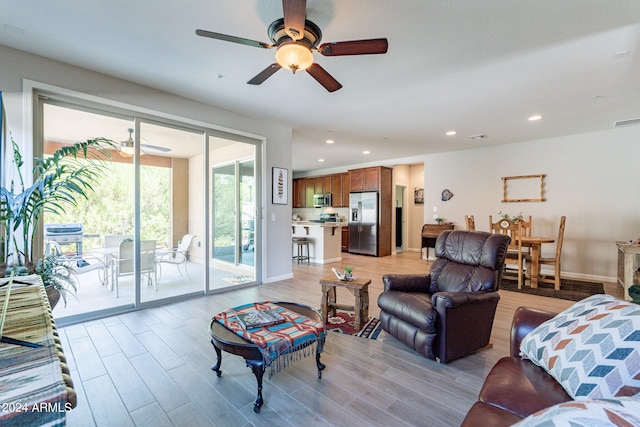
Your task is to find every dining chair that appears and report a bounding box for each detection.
[528,216,566,290]
[157,234,196,283]
[464,215,476,231]
[517,216,533,255]
[489,216,524,288]
[112,240,157,297]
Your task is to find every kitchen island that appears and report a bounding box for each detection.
[292,221,346,264]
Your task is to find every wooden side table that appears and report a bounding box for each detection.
[319,275,371,331]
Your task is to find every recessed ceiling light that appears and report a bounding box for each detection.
[326,139,334,144]
[528,115,543,121]
[363,150,370,154]
[469,134,486,140]
[446,131,456,136]
[318,158,325,162]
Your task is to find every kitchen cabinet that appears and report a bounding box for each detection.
[349,166,387,191]
[314,176,331,194]
[330,173,349,207]
[341,226,349,252]
[341,173,350,206]
[305,179,315,207]
[292,177,318,207]
[293,178,308,208]
[292,177,316,208]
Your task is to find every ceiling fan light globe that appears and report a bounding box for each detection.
[275,43,313,73]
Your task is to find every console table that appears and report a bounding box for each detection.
[0,276,76,425]
[616,241,640,301]
[421,223,455,259]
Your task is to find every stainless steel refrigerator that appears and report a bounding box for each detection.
[349,192,379,256]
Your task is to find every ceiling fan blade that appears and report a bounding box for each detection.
[140,144,171,153]
[247,63,282,85]
[306,63,342,92]
[318,38,388,56]
[282,0,306,41]
[195,29,273,49]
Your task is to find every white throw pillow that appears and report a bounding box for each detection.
[513,397,640,426]
[519,294,640,399]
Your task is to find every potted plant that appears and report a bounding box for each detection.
[1,135,114,307]
[498,211,523,223]
[35,254,78,307]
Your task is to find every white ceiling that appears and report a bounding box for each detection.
[2,1,640,172]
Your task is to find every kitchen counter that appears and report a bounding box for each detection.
[292,221,346,264]
[292,220,347,226]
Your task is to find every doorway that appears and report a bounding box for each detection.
[395,185,406,252]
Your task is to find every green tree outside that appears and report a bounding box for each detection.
[46,162,171,251]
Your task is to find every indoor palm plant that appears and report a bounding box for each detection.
[0,136,114,306]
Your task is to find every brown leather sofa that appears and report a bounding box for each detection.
[377,230,511,363]
[461,306,571,426]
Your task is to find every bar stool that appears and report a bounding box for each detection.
[292,237,311,264]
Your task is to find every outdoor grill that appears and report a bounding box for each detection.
[45,223,84,255]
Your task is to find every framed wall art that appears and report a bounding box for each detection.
[502,174,546,203]
[272,167,288,205]
[414,187,424,205]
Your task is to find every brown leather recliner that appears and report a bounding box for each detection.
[377,230,511,363]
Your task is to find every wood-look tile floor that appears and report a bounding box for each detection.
[61,251,622,427]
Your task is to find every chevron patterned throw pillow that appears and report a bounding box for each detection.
[513,397,640,426]
[520,294,640,399]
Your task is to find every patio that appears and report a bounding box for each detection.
[52,259,256,320]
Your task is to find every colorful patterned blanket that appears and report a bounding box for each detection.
[0,277,75,426]
[214,302,325,377]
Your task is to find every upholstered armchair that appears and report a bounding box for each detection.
[377,230,510,363]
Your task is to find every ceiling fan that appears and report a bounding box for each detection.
[117,128,171,157]
[195,0,388,92]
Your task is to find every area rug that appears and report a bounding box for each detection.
[500,277,604,302]
[221,275,255,285]
[325,311,385,340]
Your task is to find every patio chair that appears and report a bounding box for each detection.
[111,240,157,297]
[47,241,108,286]
[104,234,133,249]
[157,234,196,283]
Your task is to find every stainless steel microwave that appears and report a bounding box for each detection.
[313,193,332,207]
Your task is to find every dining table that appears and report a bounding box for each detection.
[517,236,555,288]
[85,246,120,290]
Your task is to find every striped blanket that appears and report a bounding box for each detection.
[214,302,325,377]
[0,276,75,426]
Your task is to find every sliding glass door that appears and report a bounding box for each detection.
[38,94,261,322]
[139,121,204,303]
[209,137,257,289]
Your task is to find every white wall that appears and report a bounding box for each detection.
[0,44,293,283]
[422,125,640,281]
